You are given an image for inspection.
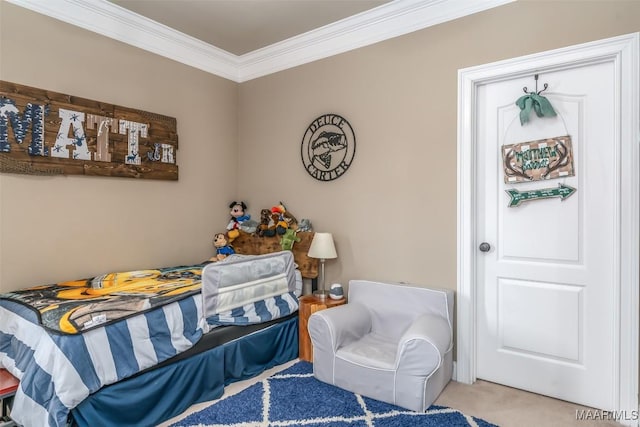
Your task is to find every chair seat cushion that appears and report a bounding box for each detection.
[336,333,397,369]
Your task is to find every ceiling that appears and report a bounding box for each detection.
[108,0,391,56]
[7,0,515,82]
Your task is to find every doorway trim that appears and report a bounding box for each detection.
[456,33,639,423]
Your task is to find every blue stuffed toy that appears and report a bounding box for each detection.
[212,232,235,261]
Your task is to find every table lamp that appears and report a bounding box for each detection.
[307,232,337,299]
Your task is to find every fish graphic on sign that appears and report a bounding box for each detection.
[311,131,347,169]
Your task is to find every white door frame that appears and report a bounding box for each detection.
[457,33,639,423]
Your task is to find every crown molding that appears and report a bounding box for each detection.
[6,0,515,83]
[237,0,516,82]
[6,0,241,81]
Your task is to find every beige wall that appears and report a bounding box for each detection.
[1,1,639,295]
[237,0,640,293]
[0,2,237,291]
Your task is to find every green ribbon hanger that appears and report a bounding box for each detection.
[515,93,557,125]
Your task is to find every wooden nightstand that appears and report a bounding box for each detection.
[298,295,346,362]
[0,368,18,418]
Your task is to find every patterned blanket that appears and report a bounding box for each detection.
[0,255,302,427]
[1,294,206,427]
[0,264,205,334]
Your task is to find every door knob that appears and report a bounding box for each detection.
[479,242,491,252]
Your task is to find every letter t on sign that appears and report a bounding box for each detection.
[119,120,148,165]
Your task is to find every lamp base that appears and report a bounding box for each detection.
[313,290,330,300]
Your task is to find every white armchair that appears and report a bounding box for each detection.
[308,280,454,412]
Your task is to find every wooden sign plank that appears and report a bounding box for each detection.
[502,135,574,184]
[0,81,178,180]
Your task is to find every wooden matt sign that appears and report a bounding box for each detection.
[0,81,178,180]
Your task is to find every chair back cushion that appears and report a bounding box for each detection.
[348,280,453,340]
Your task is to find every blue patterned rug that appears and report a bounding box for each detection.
[171,361,498,427]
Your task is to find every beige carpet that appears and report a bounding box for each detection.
[160,359,624,427]
[436,378,624,427]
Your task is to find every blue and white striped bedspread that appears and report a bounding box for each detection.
[207,291,299,325]
[0,295,207,427]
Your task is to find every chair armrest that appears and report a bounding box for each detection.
[308,302,371,353]
[395,313,452,373]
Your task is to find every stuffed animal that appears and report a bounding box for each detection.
[271,202,298,234]
[226,201,251,241]
[271,205,288,235]
[280,228,301,251]
[239,218,258,234]
[297,218,313,232]
[257,208,277,237]
[211,232,235,261]
[280,202,298,230]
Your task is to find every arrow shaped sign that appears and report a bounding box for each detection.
[506,184,576,207]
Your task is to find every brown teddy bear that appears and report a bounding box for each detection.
[257,209,276,237]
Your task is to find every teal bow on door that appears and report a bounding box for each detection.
[515,93,557,125]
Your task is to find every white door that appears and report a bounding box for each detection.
[475,62,618,409]
[457,34,639,423]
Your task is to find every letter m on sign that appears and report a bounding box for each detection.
[0,97,49,156]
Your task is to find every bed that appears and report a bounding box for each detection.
[0,231,318,427]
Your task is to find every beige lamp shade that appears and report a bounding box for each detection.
[308,233,337,260]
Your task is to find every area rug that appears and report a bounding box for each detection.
[171,361,498,427]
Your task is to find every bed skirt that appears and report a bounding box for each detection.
[70,314,299,427]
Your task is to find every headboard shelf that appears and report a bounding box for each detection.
[231,231,318,279]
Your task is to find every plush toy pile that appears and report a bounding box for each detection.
[257,202,298,237]
[210,200,313,260]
